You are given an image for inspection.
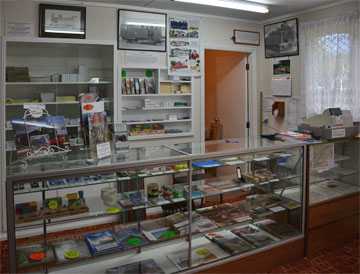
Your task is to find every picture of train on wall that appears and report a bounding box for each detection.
[264,18,299,58]
[118,10,167,51]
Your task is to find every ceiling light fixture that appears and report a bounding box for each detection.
[173,0,269,13]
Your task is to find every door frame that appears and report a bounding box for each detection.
[200,44,258,142]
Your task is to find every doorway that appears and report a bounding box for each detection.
[205,50,247,140]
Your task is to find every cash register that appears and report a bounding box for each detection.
[299,108,357,140]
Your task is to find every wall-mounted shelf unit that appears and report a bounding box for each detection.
[120,67,193,140]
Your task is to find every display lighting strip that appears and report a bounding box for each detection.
[173,0,269,13]
[126,22,166,27]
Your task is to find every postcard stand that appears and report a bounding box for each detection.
[10,108,71,169]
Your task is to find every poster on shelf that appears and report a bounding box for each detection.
[168,16,201,76]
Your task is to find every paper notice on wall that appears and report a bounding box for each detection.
[5,21,33,36]
[263,96,275,112]
[272,76,292,96]
[286,97,301,130]
[126,51,159,66]
[168,16,201,76]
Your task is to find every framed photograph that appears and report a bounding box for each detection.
[264,18,299,58]
[233,30,260,46]
[118,10,167,52]
[39,4,86,39]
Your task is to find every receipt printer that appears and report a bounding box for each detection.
[299,108,357,140]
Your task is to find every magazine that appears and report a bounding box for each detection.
[88,111,107,159]
[205,230,254,255]
[143,227,177,242]
[53,240,90,263]
[106,258,165,274]
[208,180,237,190]
[16,243,55,270]
[141,218,167,231]
[114,228,149,249]
[221,208,252,223]
[205,211,236,228]
[255,219,300,239]
[167,246,219,270]
[12,116,69,159]
[231,225,276,248]
[193,218,218,232]
[84,230,122,255]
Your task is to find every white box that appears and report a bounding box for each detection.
[78,73,86,82]
[61,74,70,82]
[69,74,77,82]
[168,114,177,121]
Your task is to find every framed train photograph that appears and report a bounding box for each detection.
[264,18,299,58]
[118,10,167,52]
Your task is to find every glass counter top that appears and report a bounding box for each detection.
[7,136,305,179]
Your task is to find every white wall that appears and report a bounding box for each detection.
[262,1,360,134]
[0,0,262,239]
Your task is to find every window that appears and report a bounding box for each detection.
[300,12,359,121]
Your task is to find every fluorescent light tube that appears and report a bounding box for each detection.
[126,22,166,27]
[173,0,269,13]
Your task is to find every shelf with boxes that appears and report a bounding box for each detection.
[121,67,193,140]
[2,38,116,166]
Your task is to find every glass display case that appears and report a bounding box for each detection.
[305,138,359,256]
[6,137,306,273]
[307,139,359,205]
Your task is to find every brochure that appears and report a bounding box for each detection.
[205,230,254,255]
[106,258,165,274]
[114,228,149,249]
[168,246,219,270]
[255,219,300,239]
[231,225,276,248]
[84,230,122,255]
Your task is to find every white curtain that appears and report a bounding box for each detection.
[300,12,360,121]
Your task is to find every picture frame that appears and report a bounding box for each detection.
[118,9,167,52]
[233,30,260,46]
[39,4,86,39]
[264,18,299,58]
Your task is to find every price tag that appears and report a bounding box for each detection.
[332,128,346,139]
[225,160,246,165]
[253,157,270,162]
[96,142,111,159]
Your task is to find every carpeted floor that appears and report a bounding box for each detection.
[1,237,359,273]
[267,239,360,274]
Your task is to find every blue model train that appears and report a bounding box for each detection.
[170,20,188,30]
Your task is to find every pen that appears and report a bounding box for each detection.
[225,140,240,143]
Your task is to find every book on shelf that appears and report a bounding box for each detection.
[134,78,140,94]
[113,228,149,249]
[141,218,167,231]
[192,160,223,168]
[167,246,219,271]
[254,219,300,239]
[205,230,255,255]
[106,258,165,274]
[121,78,127,94]
[130,78,135,94]
[231,225,276,248]
[139,78,146,94]
[145,78,155,94]
[125,78,131,94]
[84,230,122,256]
[208,180,238,190]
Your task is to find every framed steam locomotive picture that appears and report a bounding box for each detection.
[264,18,299,58]
[118,10,167,52]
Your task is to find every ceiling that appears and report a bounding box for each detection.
[80,0,346,22]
